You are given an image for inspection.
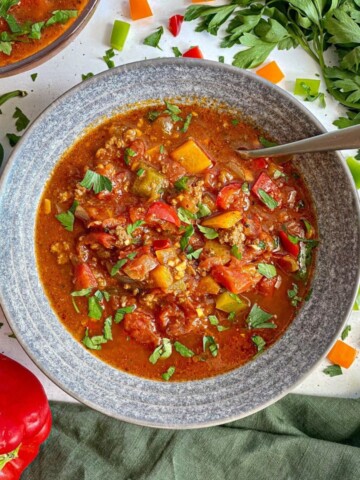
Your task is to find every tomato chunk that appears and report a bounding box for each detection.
[81,232,116,249]
[153,239,171,251]
[146,201,181,227]
[168,14,184,37]
[74,264,98,291]
[216,183,243,210]
[124,311,160,346]
[183,46,204,59]
[211,261,261,294]
[257,276,277,297]
[252,157,268,170]
[279,231,300,257]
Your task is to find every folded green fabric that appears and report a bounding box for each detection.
[22,394,360,480]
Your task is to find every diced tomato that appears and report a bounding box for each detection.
[183,46,203,59]
[243,213,262,239]
[252,157,268,170]
[153,239,171,251]
[216,183,243,210]
[257,276,277,297]
[146,201,181,227]
[123,254,158,280]
[168,14,184,37]
[211,261,261,294]
[279,231,300,257]
[74,264,98,291]
[81,232,116,249]
[251,172,281,204]
[129,138,146,157]
[124,311,160,346]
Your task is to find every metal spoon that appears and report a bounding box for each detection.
[237,124,360,158]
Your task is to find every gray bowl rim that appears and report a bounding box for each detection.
[1,57,359,429]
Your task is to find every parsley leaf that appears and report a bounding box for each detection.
[174,176,189,191]
[323,365,343,377]
[147,111,161,122]
[82,328,104,350]
[30,73,38,82]
[6,133,21,146]
[258,189,278,210]
[111,258,128,276]
[341,325,351,341]
[80,170,112,194]
[173,46,182,57]
[88,295,103,320]
[259,136,278,148]
[143,26,164,50]
[149,338,172,364]
[177,207,196,224]
[231,245,242,260]
[257,263,276,279]
[103,48,115,69]
[126,220,145,236]
[124,147,137,165]
[46,10,77,26]
[103,316,113,341]
[164,101,182,122]
[71,288,92,297]
[186,247,203,260]
[203,335,218,357]
[198,224,218,239]
[197,203,211,218]
[180,224,194,251]
[181,113,193,133]
[82,72,94,81]
[247,304,276,329]
[174,341,195,357]
[287,283,302,307]
[55,200,78,232]
[252,335,266,353]
[162,366,175,381]
[114,305,136,323]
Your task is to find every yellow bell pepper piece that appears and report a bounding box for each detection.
[170,139,212,173]
[151,265,173,289]
[43,198,51,214]
[155,248,178,265]
[203,240,231,263]
[202,211,242,229]
[198,276,221,295]
[215,291,248,313]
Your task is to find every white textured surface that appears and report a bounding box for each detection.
[0,0,359,404]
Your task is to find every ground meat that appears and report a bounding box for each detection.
[57,190,73,203]
[50,241,71,265]
[74,184,87,200]
[95,136,124,164]
[218,223,245,248]
[113,225,132,248]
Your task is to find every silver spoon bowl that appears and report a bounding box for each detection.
[237,124,360,158]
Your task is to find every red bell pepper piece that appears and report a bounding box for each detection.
[74,263,98,291]
[168,14,184,37]
[252,157,268,170]
[81,232,116,249]
[211,260,261,294]
[252,172,279,198]
[146,201,180,227]
[153,239,171,251]
[0,354,52,479]
[279,230,300,257]
[216,183,243,210]
[183,46,203,59]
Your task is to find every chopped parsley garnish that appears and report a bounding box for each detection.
[147,111,161,122]
[273,169,285,179]
[143,26,164,50]
[228,292,242,304]
[231,119,239,125]
[174,341,195,357]
[247,304,276,329]
[287,283,302,307]
[258,189,278,210]
[46,9,78,26]
[31,73,38,82]
[180,224,194,251]
[230,245,242,260]
[82,328,105,350]
[208,315,219,326]
[88,295,103,320]
[174,176,189,191]
[228,311,236,321]
[164,101,182,122]
[80,170,112,194]
[203,335,218,357]
[111,258,128,276]
[55,200,78,232]
[82,72,94,81]
[259,137,278,148]
[258,240,266,250]
[218,55,224,63]
[257,263,276,279]
[197,203,211,218]
[241,182,249,193]
[323,365,342,377]
[177,207,196,224]
[159,145,165,154]
[124,147,137,165]
[149,338,172,364]
[71,288,92,297]
[103,316,113,341]
[172,46,182,57]
[162,366,176,381]
[0,90,27,107]
[114,305,136,323]
[6,133,21,147]
[13,107,29,131]
[137,168,145,177]
[186,247,203,260]
[252,335,266,353]
[126,219,145,236]
[341,325,351,341]
[198,224,218,239]
[103,48,115,68]
[217,325,229,332]
[298,240,319,280]
[181,113,193,133]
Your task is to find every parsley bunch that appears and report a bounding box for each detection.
[185,1,360,113]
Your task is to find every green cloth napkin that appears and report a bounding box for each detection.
[23,394,360,480]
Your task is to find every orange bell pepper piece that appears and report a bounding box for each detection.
[129,0,153,20]
[327,340,357,369]
[256,61,284,84]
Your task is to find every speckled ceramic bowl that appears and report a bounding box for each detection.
[0,0,99,78]
[1,59,359,428]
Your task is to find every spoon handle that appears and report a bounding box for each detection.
[238,124,360,158]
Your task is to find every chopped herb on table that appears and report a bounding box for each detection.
[323,365,342,377]
[0,90,27,106]
[143,26,164,50]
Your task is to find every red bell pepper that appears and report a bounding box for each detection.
[279,230,300,257]
[183,46,204,59]
[216,183,243,210]
[251,172,279,198]
[252,157,268,170]
[0,354,52,479]
[146,202,180,227]
[168,14,184,37]
[74,263,98,291]
[153,239,171,251]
